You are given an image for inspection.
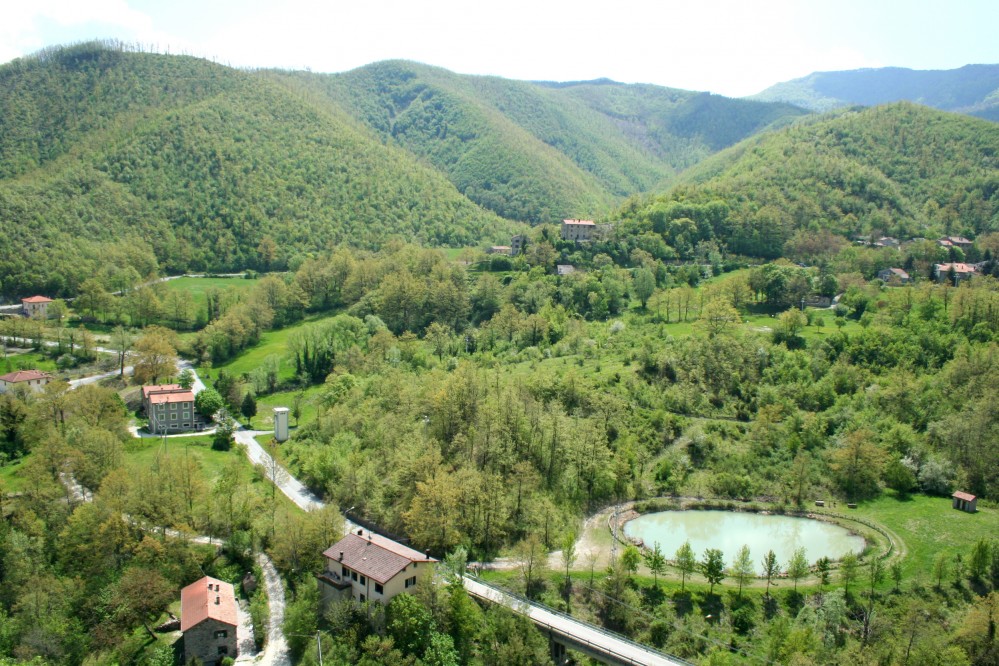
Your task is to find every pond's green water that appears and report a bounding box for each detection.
[623,510,864,571]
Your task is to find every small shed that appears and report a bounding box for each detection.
[952,491,977,513]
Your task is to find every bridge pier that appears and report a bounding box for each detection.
[549,632,568,665]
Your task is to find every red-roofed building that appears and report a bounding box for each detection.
[142,384,196,434]
[21,295,52,319]
[0,369,53,393]
[561,219,596,242]
[181,576,238,665]
[952,491,977,513]
[318,529,437,606]
[934,262,977,284]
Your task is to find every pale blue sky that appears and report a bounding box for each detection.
[2,0,997,97]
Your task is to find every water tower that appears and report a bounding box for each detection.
[273,407,290,442]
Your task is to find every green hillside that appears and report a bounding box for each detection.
[278,61,809,223]
[0,43,517,298]
[618,103,999,257]
[751,64,999,121]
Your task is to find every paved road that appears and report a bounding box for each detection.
[234,428,324,512]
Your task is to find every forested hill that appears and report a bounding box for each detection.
[751,64,999,121]
[0,43,517,298]
[617,103,999,258]
[275,61,808,222]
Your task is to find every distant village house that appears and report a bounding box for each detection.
[142,384,198,434]
[878,267,911,284]
[510,234,526,256]
[952,491,977,513]
[181,576,238,666]
[318,529,437,607]
[0,369,53,394]
[21,295,52,319]
[486,245,512,255]
[556,264,576,276]
[938,236,973,251]
[560,219,595,242]
[934,262,977,284]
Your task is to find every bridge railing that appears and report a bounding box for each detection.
[463,574,694,666]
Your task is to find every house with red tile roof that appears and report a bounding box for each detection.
[21,295,52,319]
[952,491,977,513]
[142,384,197,434]
[181,576,238,665]
[318,529,437,606]
[934,262,977,284]
[0,369,53,394]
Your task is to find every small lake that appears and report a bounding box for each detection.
[623,510,865,572]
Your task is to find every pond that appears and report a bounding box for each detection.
[623,510,865,571]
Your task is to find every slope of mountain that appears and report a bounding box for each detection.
[751,65,999,121]
[618,102,999,257]
[275,61,809,223]
[0,43,517,298]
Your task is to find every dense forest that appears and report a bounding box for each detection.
[0,41,810,299]
[618,103,999,258]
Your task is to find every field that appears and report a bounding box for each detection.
[206,313,334,383]
[156,275,260,317]
[1,350,58,374]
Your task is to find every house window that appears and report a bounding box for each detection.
[218,646,228,656]
[351,571,358,581]
[374,583,383,595]
[405,576,417,589]
[214,630,228,639]
[359,593,366,602]
[359,575,366,586]
[342,566,348,577]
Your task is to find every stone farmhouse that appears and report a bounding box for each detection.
[21,295,52,318]
[142,384,198,434]
[0,369,53,394]
[318,529,437,607]
[561,219,595,242]
[181,576,238,666]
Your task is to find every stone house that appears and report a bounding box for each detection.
[181,576,238,665]
[318,529,437,607]
[21,296,52,319]
[560,219,595,242]
[142,384,197,434]
[878,267,911,284]
[510,235,526,256]
[486,246,512,255]
[0,369,53,394]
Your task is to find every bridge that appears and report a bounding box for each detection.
[462,575,692,666]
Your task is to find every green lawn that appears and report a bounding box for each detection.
[253,385,323,430]
[1,350,58,374]
[0,457,28,493]
[123,435,305,518]
[207,314,336,382]
[847,493,998,582]
[158,276,260,318]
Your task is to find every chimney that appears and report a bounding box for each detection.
[425,550,431,559]
[368,533,372,541]
[339,551,344,561]
[357,529,363,536]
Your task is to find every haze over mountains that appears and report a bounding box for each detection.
[1,41,997,298]
[751,64,999,121]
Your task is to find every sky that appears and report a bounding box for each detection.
[2,0,998,97]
